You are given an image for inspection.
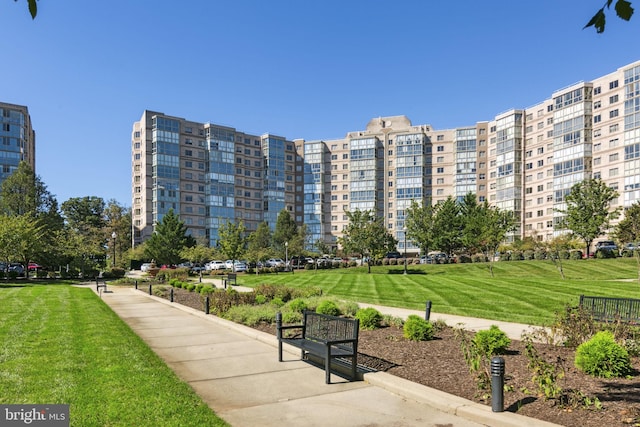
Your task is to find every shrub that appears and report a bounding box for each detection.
[595,248,617,259]
[281,310,302,324]
[355,307,382,330]
[195,284,203,293]
[199,285,214,295]
[185,283,196,292]
[569,250,583,260]
[472,325,511,357]
[270,297,285,308]
[403,315,434,341]
[254,294,267,305]
[575,331,632,378]
[341,301,360,317]
[382,314,404,328]
[316,300,341,316]
[457,254,472,263]
[534,250,547,260]
[523,250,534,260]
[558,250,570,259]
[288,298,307,312]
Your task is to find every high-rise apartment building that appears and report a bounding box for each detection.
[0,102,35,184]
[132,60,640,254]
[131,111,299,247]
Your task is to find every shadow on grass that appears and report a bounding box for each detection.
[386,269,427,275]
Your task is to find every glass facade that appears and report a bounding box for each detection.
[205,125,235,245]
[263,136,286,230]
[0,103,33,184]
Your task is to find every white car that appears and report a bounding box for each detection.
[206,260,225,271]
[266,258,285,267]
[224,260,234,270]
[141,263,153,272]
[233,261,248,272]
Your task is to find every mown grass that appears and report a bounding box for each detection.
[238,258,640,325]
[0,284,228,427]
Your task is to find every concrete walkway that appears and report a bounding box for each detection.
[89,284,559,427]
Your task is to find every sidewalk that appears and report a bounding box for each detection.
[91,284,559,427]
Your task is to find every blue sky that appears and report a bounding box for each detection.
[2,1,640,207]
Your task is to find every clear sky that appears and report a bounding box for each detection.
[2,1,640,207]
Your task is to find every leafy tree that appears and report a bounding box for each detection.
[405,199,436,256]
[585,0,634,33]
[558,178,620,257]
[339,209,396,273]
[459,192,484,254]
[476,204,516,277]
[0,161,62,268]
[180,244,214,266]
[144,209,196,266]
[246,221,273,272]
[432,197,463,256]
[614,202,640,283]
[61,196,110,268]
[104,199,132,268]
[0,214,45,278]
[218,220,247,270]
[273,209,298,254]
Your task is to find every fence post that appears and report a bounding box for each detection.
[170,288,174,302]
[149,284,152,295]
[134,280,138,290]
[205,296,210,314]
[276,312,283,362]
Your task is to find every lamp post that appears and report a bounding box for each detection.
[403,226,408,275]
[112,231,117,268]
[285,241,289,272]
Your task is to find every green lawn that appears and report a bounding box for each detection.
[238,258,640,325]
[0,283,228,427]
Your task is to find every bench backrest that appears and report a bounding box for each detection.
[580,295,640,322]
[227,273,236,280]
[303,311,358,345]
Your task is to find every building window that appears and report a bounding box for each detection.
[610,94,619,104]
[594,86,601,95]
[437,145,444,151]
[594,114,601,123]
[436,167,444,173]
[610,80,619,89]
[610,109,619,118]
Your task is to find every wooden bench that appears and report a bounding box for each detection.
[276,310,359,384]
[579,295,640,323]
[223,273,237,288]
[95,276,108,293]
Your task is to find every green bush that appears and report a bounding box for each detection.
[199,285,214,295]
[457,254,472,263]
[316,300,341,316]
[569,250,583,260]
[270,297,285,308]
[341,301,360,317]
[575,331,632,378]
[355,307,383,330]
[185,283,196,292]
[281,310,302,324]
[523,250,534,260]
[382,314,404,328]
[595,248,617,259]
[403,315,434,341]
[534,250,547,260]
[254,294,267,304]
[288,298,307,313]
[472,325,511,357]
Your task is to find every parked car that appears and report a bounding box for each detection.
[595,241,618,251]
[8,263,25,276]
[141,262,153,272]
[420,255,434,264]
[206,260,226,271]
[28,262,42,271]
[190,263,205,273]
[385,251,402,259]
[264,258,283,267]
[233,261,248,272]
[624,242,640,251]
[289,256,307,268]
[224,260,235,270]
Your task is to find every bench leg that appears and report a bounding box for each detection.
[325,347,331,384]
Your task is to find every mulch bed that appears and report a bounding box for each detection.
[154,287,640,427]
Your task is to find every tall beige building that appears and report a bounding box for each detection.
[132,60,640,255]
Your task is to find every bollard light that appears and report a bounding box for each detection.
[491,356,505,412]
[205,296,210,314]
[425,300,432,321]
